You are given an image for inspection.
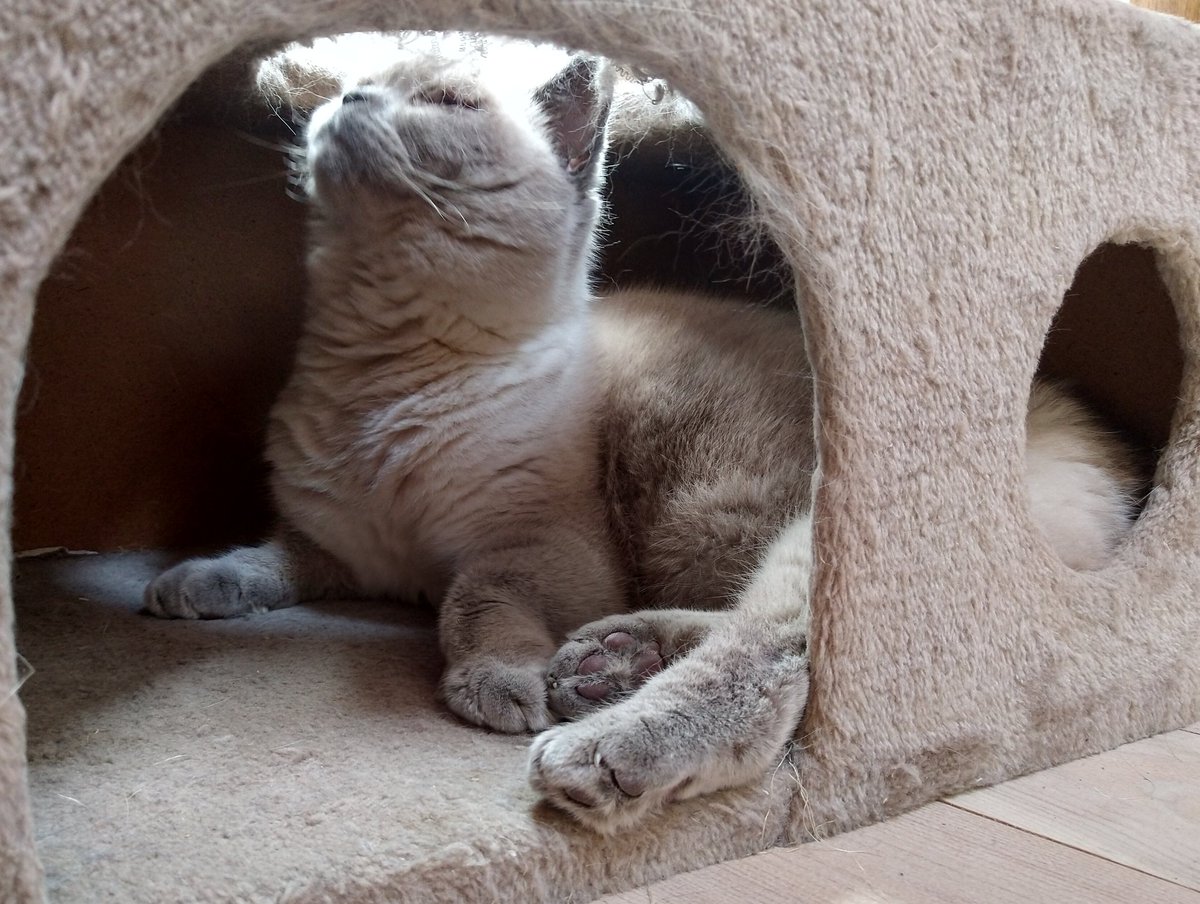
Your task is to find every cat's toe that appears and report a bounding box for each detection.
[528,713,683,833]
[143,570,194,619]
[547,619,664,719]
[442,658,553,734]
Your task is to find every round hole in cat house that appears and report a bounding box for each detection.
[1029,241,1184,569]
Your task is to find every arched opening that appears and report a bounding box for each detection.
[1038,242,1183,472]
[11,32,810,901]
[1028,242,1184,569]
[13,35,795,555]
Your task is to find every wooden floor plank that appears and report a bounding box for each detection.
[596,801,1199,904]
[952,729,1200,891]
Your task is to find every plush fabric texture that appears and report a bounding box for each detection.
[2,0,1200,901]
[16,554,793,902]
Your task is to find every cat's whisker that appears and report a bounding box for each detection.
[394,169,452,221]
[232,129,301,155]
[415,181,471,229]
[419,171,472,193]
[208,170,295,190]
[381,141,467,226]
[420,185,470,225]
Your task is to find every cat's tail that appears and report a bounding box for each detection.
[1024,381,1142,571]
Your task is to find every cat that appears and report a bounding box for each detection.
[144,44,1141,834]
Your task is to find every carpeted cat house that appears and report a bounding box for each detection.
[3,0,1200,901]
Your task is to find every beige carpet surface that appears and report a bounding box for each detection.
[15,553,795,903]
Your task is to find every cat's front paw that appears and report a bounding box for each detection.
[534,612,811,833]
[528,706,692,833]
[546,615,665,719]
[441,658,554,734]
[144,553,289,619]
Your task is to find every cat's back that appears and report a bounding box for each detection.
[595,287,813,445]
[595,288,808,377]
[593,288,816,608]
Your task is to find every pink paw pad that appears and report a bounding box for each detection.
[603,632,663,677]
[546,618,671,719]
[578,653,609,675]
[577,681,613,700]
[603,632,638,651]
[632,647,663,677]
[572,636,663,702]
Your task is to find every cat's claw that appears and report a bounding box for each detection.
[442,658,554,734]
[546,615,666,719]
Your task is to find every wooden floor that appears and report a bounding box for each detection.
[599,724,1200,903]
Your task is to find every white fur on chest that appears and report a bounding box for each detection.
[268,319,598,601]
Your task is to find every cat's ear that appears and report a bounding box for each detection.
[534,55,614,186]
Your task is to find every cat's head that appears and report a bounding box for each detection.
[304,51,613,232]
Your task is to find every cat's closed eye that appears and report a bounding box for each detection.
[414,85,481,110]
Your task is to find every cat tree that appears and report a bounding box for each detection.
[3,0,1200,901]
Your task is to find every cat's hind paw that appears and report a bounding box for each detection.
[144,553,291,619]
[546,615,665,720]
[442,658,554,734]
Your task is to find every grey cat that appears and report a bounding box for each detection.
[145,47,1139,833]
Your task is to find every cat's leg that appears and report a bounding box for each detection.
[439,527,624,734]
[528,514,812,833]
[143,528,354,619]
[545,608,730,719]
[545,478,804,719]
